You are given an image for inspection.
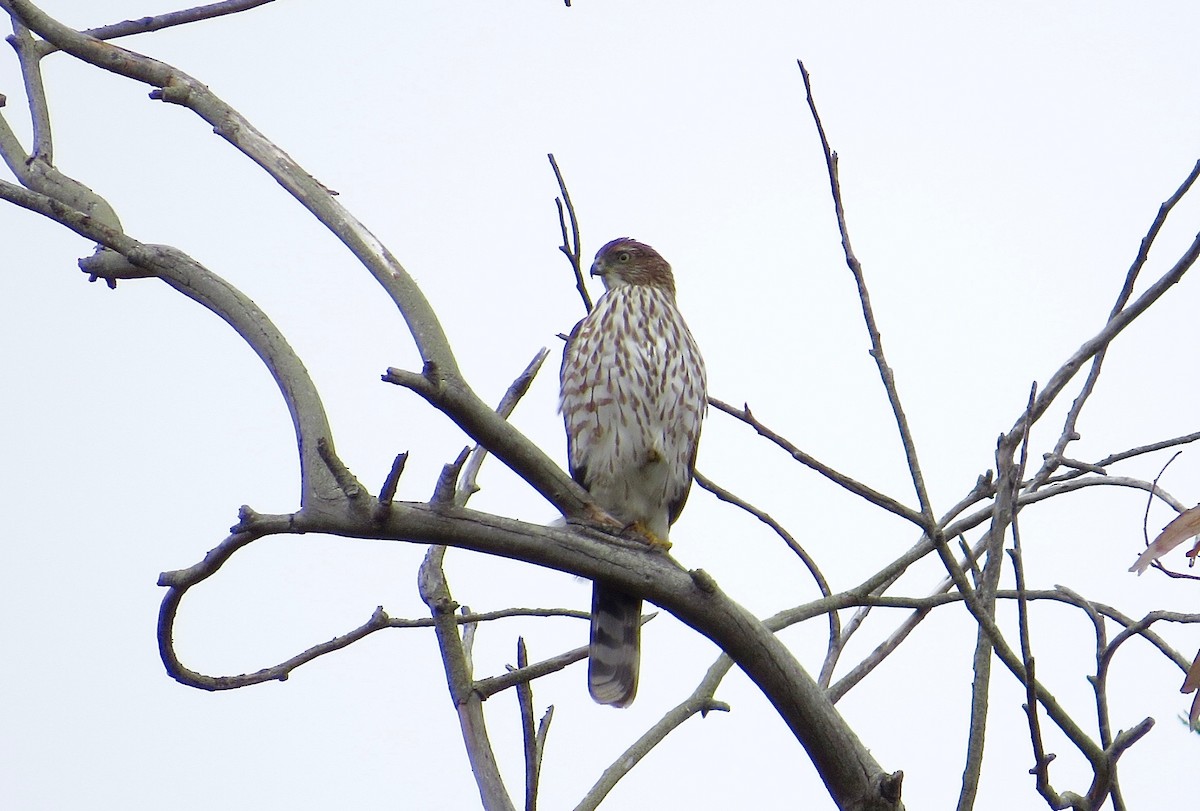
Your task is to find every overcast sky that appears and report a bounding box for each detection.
[4,2,1200,808]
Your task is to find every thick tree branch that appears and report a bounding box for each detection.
[0,180,349,512]
[1,0,453,367]
[5,16,52,160]
[157,500,903,811]
[3,0,602,524]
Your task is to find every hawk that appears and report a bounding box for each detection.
[559,238,707,707]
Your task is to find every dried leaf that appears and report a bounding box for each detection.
[1129,505,1200,574]
[1182,649,1200,695]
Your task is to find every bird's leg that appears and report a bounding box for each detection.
[583,503,625,531]
[562,504,627,535]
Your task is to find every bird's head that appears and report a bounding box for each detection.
[590,238,676,296]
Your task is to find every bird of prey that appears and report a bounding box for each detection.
[559,238,706,707]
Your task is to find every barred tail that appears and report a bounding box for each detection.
[588,585,641,707]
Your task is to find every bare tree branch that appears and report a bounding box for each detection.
[2,0,601,524]
[798,59,937,532]
[156,498,904,809]
[1028,158,1200,491]
[476,643,587,700]
[575,657,731,811]
[6,5,1197,806]
[709,396,925,527]
[694,470,842,685]
[420,545,516,811]
[1009,228,1200,450]
[5,16,52,160]
[548,152,589,312]
[34,0,277,56]
[4,182,350,513]
[515,638,544,811]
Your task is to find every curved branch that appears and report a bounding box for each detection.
[3,0,594,521]
[159,599,589,693]
[694,470,842,687]
[2,0,454,368]
[6,15,53,160]
[0,179,348,511]
[158,502,903,811]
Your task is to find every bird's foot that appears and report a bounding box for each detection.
[562,505,628,537]
[624,521,672,551]
[582,503,626,531]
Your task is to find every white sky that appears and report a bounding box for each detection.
[3,1,1200,808]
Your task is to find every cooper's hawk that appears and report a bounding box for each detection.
[559,238,707,707]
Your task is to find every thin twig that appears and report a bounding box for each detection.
[515,638,540,811]
[476,644,588,700]
[456,347,550,506]
[1101,609,1200,678]
[1009,390,1071,803]
[958,386,1033,811]
[548,153,589,312]
[798,59,937,531]
[1057,585,1112,752]
[829,525,995,704]
[1029,158,1200,491]
[1008,226,1200,448]
[433,447,470,505]
[1010,497,1061,803]
[833,466,1183,700]
[1094,431,1200,468]
[709,396,925,527]
[943,474,1186,542]
[827,603,929,704]
[33,0,277,56]
[1141,450,1182,555]
[693,470,841,685]
[574,656,731,811]
[831,475,996,686]
[159,600,586,692]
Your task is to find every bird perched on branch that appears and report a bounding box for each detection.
[559,238,707,707]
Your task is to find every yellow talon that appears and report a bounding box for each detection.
[627,521,672,550]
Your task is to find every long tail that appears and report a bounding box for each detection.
[588,585,641,707]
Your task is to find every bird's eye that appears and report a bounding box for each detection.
[616,251,631,262]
